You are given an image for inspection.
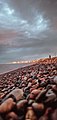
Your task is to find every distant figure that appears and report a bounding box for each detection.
[49,55,51,59]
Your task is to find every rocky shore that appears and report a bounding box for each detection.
[0,58,57,120]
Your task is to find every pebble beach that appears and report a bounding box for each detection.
[0,57,57,120]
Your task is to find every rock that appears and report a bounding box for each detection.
[31,83,39,89]
[28,99,34,106]
[23,76,27,81]
[51,109,57,120]
[0,98,16,113]
[5,112,19,120]
[46,89,56,97]
[0,61,57,120]
[0,116,3,120]
[32,79,37,85]
[17,99,28,120]
[31,89,41,97]
[35,89,47,102]
[17,99,28,110]
[44,107,52,116]
[27,93,35,100]
[0,92,5,99]
[25,107,37,120]
[32,103,44,112]
[40,81,47,87]
[52,85,57,94]
[39,115,48,120]
[53,76,57,84]
[27,82,32,88]
[30,87,35,92]
[44,89,56,106]
[6,88,24,102]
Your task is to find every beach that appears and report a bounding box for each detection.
[0,57,57,120]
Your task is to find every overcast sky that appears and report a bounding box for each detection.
[0,0,57,63]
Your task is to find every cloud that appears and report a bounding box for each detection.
[0,0,50,37]
[0,0,57,63]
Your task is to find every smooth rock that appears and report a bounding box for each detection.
[0,98,16,113]
[5,112,19,120]
[31,89,41,97]
[32,103,44,112]
[51,109,57,120]
[25,107,37,120]
[17,99,28,110]
[53,76,57,84]
[35,89,47,102]
[6,88,24,102]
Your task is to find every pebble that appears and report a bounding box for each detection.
[25,107,37,120]
[35,89,47,102]
[0,60,57,120]
[53,76,57,84]
[17,99,28,110]
[32,103,44,112]
[0,98,16,113]
[51,109,57,120]
[6,88,24,102]
[5,112,19,120]
[39,115,48,120]
[31,89,41,97]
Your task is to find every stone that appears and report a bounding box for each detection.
[6,88,24,102]
[53,76,57,84]
[5,112,19,120]
[17,99,28,110]
[35,89,47,102]
[25,107,37,120]
[32,103,44,112]
[51,109,57,120]
[31,89,41,97]
[0,98,16,113]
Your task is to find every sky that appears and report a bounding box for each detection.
[0,0,57,63]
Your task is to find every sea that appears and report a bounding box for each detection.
[0,63,32,75]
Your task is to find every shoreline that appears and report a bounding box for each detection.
[0,63,32,75]
[0,56,57,75]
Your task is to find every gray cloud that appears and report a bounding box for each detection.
[0,0,57,63]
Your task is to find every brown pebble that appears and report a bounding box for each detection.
[51,109,57,120]
[0,93,5,99]
[17,99,28,110]
[31,84,39,89]
[44,107,52,116]
[0,98,16,113]
[0,116,3,120]
[28,99,35,106]
[39,115,48,120]
[27,93,35,100]
[25,107,37,120]
[31,89,41,97]
[52,85,57,94]
[35,89,47,102]
[5,112,19,120]
[53,76,57,84]
[32,103,44,111]
[6,88,24,102]
[30,88,35,92]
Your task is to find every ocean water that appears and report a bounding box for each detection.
[0,63,31,74]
